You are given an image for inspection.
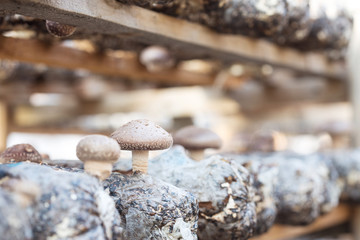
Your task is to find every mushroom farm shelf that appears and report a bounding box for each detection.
[0,0,346,80]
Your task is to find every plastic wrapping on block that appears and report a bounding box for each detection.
[0,188,33,240]
[0,163,123,240]
[103,171,199,240]
[149,149,257,240]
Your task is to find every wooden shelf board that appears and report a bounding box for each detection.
[251,204,352,240]
[0,0,346,79]
[0,36,215,86]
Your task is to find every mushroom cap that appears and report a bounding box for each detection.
[111,119,173,151]
[76,135,120,162]
[0,144,42,163]
[139,45,175,72]
[173,126,222,150]
[45,20,76,38]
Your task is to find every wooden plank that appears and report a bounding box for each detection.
[0,0,346,79]
[251,204,352,240]
[0,36,215,86]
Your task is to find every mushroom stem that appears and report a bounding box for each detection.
[132,150,149,173]
[189,150,204,161]
[84,160,113,181]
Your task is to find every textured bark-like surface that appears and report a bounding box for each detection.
[149,148,257,240]
[221,153,277,235]
[0,188,33,240]
[104,171,199,240]
[208,0,288,37]
[330,150,360,202]
[236,158,277,235]
[274,0,311,44]
[115,0,288,38]
[297,3,352,50]
[0,163,123,240]
[232,152,342,225]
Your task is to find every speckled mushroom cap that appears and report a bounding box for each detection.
[0,144,42,163]
[173,125,222,150]
[76,135,120,162]
[111,119,173,151]
[45,20,76,38]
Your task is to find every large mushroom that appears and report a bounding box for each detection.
[173,125,222,161]
[0,144,42,163]
[106,119,199,239]
[76,134,120,180]
[111,119,173,173]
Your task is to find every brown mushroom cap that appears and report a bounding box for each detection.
[0,144,42,163]
[173,126,222,150]
[45,20,76,38]
[76,135,120,162]
[111,119,173,151]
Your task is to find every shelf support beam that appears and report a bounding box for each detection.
[0,0,346,79]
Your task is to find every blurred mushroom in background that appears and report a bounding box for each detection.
[246,130,288,153]
[173,125,222,161]
[139,45,175,72]
[75,75,110,102]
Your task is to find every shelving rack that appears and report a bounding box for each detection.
[0,0,356,239]
[0,0,346,79]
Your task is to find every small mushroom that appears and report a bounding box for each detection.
[111,119,173,173]
[139,45,175,72]
[173,125,222,161]
[76,135,120,180]
[45,20,76,38]
[0,144,42,163]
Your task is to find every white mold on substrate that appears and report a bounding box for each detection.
[232,152,342,225]
[0,188,33,240]
[149,147,257,240]
[0,163,123,240]
[103,171,199,240]
[330,149,360,202]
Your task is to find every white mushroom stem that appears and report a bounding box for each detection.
[132,150,149,173]
[188,150,205,161]
[84,160,113,181]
